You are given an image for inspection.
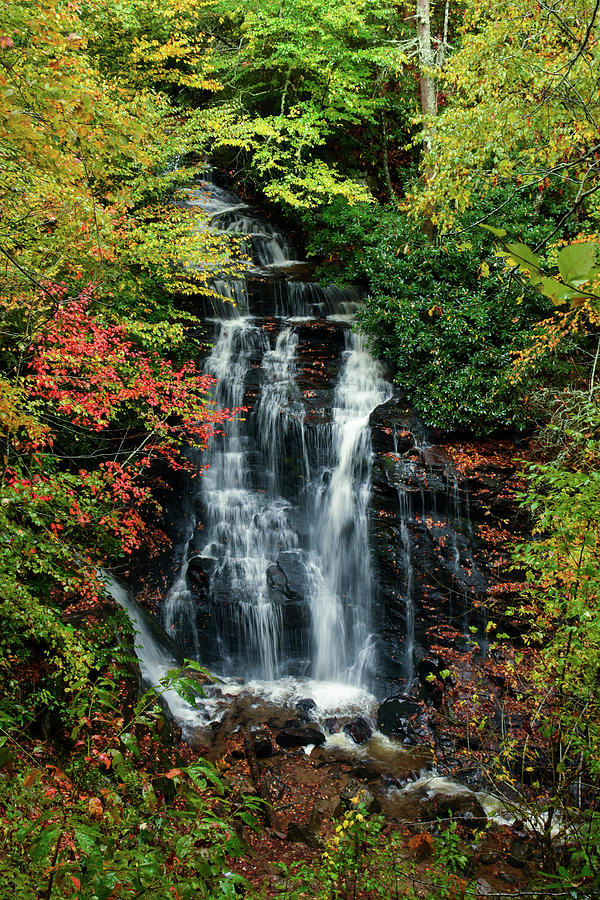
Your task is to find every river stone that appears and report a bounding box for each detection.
[295,698,316,713]
[335,777,381,815]
[377,695,421,736]
[420,788,487,825]
[251,727,273,758]
[343,717,373,744]
[286,822,322,849]
[324,716,340,734]
[276,550,306,601]
[275,725,325,749]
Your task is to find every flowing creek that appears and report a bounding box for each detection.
[112,172,493,779]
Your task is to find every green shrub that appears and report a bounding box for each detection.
[305,190,573,433]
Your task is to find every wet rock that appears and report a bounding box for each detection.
[369,398,416,455]
[186,555,218,623]
[324,716,340,734]
[276,550,306,602]
[266,563,288,595]
[268,588,287,605]
[286,822,322,849]
[308,797,331,833]
[295,698,316,714]
[382,775,401,791]
[187,554,217,579]
[262,770,286,801]
[379,789,420,822]
[276,725,325,749]
[123,602,184,666]
[179,666,214,687]
[251,727,273,758]
[350,765,382,784]
[417,656,445,704]
[377,695,421,736]
[343,717,373,744]
[420,788,487,826]
[335,777,381,815]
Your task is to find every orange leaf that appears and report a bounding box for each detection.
[88,797,103,820]
[24,771,41,788]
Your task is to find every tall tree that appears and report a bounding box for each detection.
[416,0,437,149]
[410,0,600,231]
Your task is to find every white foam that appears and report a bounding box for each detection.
[211,675,378,720]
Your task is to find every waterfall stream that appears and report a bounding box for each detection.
[124,170,489,741]
[161,175,392,701]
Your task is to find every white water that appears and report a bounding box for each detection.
[106,569,388,739]
[308,332,392,682]
[160,174,394,697]
[105,575,197,726]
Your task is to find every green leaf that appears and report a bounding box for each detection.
[120,732,140,758]
[74,824,102,857]
[557,242,597,287]
[504,242,542,280]
[175,834,195,859]
[31,825,61,864]
[539,277,582,305]
[479,224,507,237]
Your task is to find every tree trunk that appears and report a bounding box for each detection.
[416,0,437,150]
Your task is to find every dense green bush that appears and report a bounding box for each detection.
[306,190,573,433]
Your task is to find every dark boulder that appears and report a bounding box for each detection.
[420,788,487,826]
[335,777,381,815]
[369,397,417,455]
[251,727,273,758]
[187,556,218,606]
[266,563,288,595]
[377,695,421,737]
[276,550,306,602]
[286,822,322,849]
[276,725,325,749]
[343,717,373,744]
[266,551,307,604]
[308,797,331,833]
[295,697,316,714]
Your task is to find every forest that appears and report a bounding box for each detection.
[1,0,599,897]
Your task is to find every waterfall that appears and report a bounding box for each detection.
[193,317,292,680]
[158,172,394,693]
[308,332,392,683]
[105,575,196,726]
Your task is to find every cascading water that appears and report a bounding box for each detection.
[149,171,490,746]
[307,333,391,683]
[160,175,393,698]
